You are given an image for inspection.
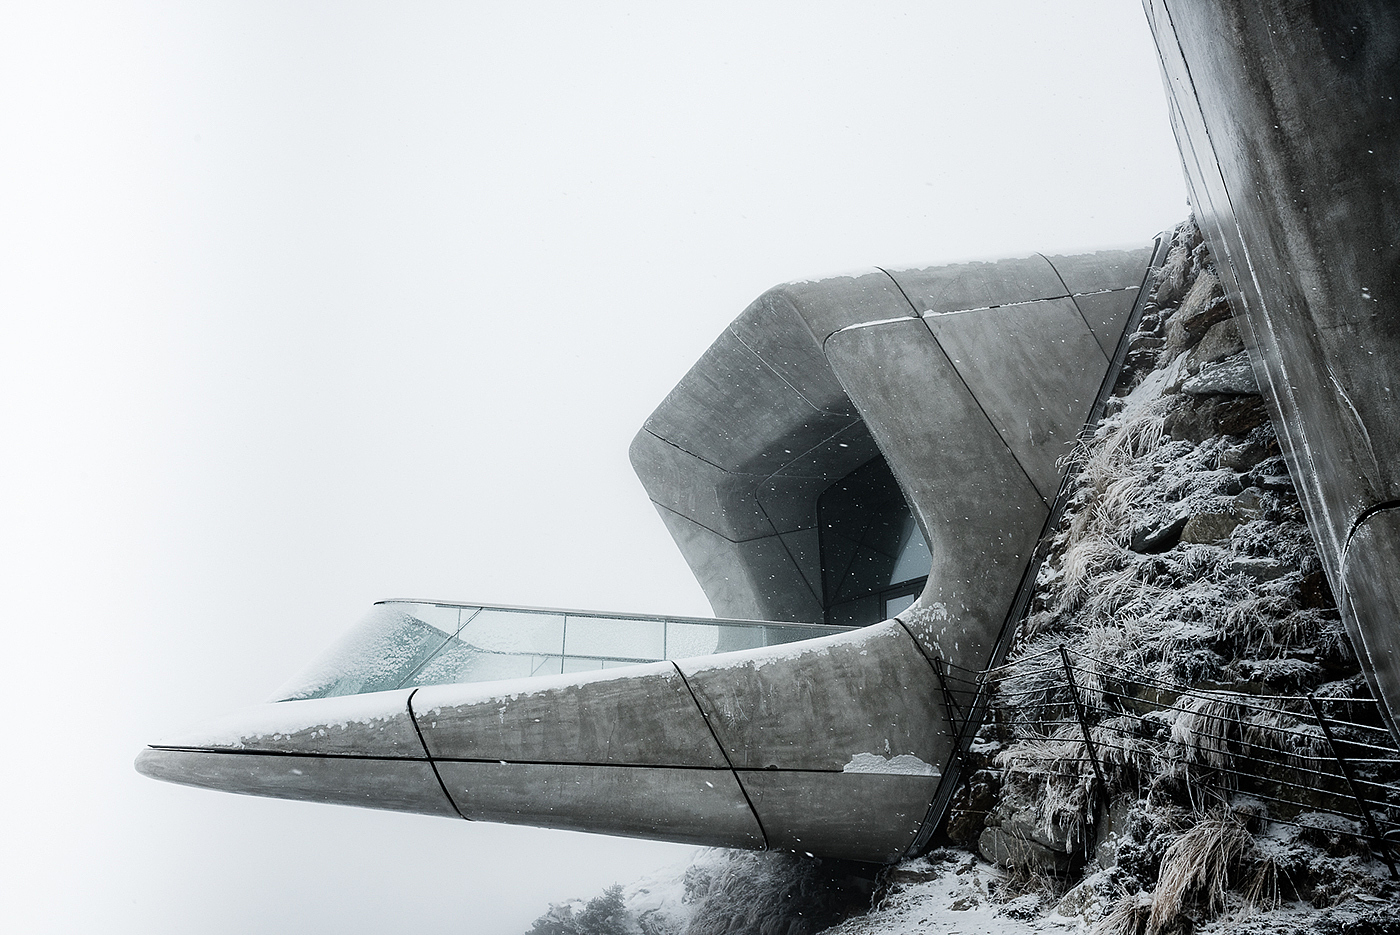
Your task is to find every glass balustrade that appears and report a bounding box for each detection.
[274,601,853,701]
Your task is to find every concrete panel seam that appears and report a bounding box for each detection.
[639,428,733,474]
[1340,500,1400,572]
[753,417,867,486]
[825,314,920,338]
[728,325,847,417]
[650,499,776,545]
[750,489,824,609]
[407,688,467,819]
[873,266,1049,509]
[670,661,769,850]
[891,615,968,857]
[917,286,1139,320]
[1037,252,1112,365]
[146,745,427,762]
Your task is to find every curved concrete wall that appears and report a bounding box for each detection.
[632,249,1157,682]
[1146,0,1400,736]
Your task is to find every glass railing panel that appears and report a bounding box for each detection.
[754,624,839,646]
[564,616,665,663]
[457,608,566,655]
[664,622,720,658]
[275,603,479,701]
[714,625,768,653]
[272,601,854,701]
[399,609,566,687]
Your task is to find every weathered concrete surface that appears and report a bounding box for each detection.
[433,762,764,848]
[676,622,947,772]
[739,771,939,864]
[1146,0,1400,734]
[631,248,1155,636]
[820,316,1047,673]
[133,749,460,817]
[412,662,726,766]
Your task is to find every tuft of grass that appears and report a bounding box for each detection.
[1148,812,1256,934]
[1097,891,1152,935]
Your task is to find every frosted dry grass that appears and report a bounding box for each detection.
[1169,692,1246,774]
[1058,538,1132,617]
[1147,812,1256,934]
[1222,595,1295,656]
[1096,890,1153,935]
[1091,716,1154,791]
[1242,708,1330,773]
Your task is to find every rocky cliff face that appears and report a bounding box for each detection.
[937,220,1399,935]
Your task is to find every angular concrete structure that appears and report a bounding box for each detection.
[1145,0,1400,736]
[139,246,1161,863]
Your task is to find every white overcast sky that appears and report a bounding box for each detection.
[0,3,1186,933]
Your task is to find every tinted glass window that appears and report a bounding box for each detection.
[818,457,930,626]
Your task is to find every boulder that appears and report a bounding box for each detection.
[1181,512,1241,543]
[1182,352,1258,395]
[1221,554,1291,581]
[977,827,1076,876]
[1130,511,1189,553]
[1185,318,1245,371]
[1162,271,1231,358]
[1231,486,1268,520]
[1163,393,1269,443]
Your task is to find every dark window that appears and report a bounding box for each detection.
[818,457,930,626]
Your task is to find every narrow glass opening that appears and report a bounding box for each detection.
[818,456,930,626]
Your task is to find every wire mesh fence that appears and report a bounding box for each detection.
[931,645,1400,874]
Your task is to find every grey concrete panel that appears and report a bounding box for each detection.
[777,528,823,604]
[434,762,764,848]
[1340,509,1400,734]
[1149,0,1400,733]
[641,329,855,476]
[134,749,459,817]
[677,622,946,772]
[772,271,915,344]
[629,430,776,541]
[823,319,1048,671]
[728,290,856,416]
[653,506,824,622]
[411,662,727,767]
[1042,247,1155,295]
[738,771,938,863]
[771,419,883,480]
[751,474,825,535]
[885,255,1065,316]
[1072,288,1141,358]
[924,298,1109,502]
[148,690,423,758]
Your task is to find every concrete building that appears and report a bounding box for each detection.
[137,246,1161,863]
[139,0,1400,863]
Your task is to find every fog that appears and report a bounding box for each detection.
[0,3,1186,933]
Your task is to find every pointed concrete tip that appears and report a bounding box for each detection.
[133,746,163,781]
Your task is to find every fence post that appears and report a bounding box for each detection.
[1060,645,1108,806]
[933,657,967,736]
[1307,693,1398,879]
